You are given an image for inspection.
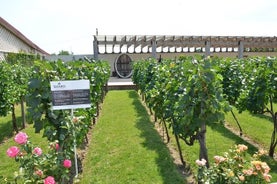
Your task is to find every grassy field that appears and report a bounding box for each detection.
[168,122,277,181]
[0,92,276,183]
[157,105,277,182]
[225,105,277,150]
[80,90,185,184]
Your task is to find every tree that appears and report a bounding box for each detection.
[58,50,72,55]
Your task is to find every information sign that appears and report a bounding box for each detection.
[50,80,91,110]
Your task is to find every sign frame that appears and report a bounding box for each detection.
[50,80,91,110]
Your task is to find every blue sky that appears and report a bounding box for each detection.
[1,0,276,54]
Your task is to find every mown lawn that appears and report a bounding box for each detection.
[225,105,277,151]
[169,122,277,181]
[162,105,277,182]
[1,93,276,183]
[80,90,186,184]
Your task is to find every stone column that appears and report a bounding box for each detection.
[152,40,157,59]
[205,41,211,58]
[238,41,244,59]
[93,39,98,60]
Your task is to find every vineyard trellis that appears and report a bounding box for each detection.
[133,56,231,168]
[0,51,276,182]
[132,55,277,167]
[0,53,36,132]
[218,57,277,157]
[0,55,110,183]
[26,59,110,156]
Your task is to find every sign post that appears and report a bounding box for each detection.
[50,80,91,178]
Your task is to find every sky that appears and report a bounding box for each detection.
[1,0,277,54]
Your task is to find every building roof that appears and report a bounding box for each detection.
[0,16,49,55]
[94,35,277,53]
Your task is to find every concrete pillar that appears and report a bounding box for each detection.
[104,36,107,54]
[93,40,98,60]
[152,40,157,59]
[238,41,244,59]
[205,41,211,57]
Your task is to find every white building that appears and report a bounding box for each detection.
[0,17,49,60]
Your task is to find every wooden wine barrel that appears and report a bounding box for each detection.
[114,54,132,78]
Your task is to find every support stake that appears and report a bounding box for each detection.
[71,109,78,177]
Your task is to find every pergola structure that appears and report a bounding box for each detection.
[93,35,277,59]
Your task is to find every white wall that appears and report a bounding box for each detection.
[45,54,94,62]
[98,51,277,77]
[0,24,33,54]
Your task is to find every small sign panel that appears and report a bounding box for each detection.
[50,80,91,110]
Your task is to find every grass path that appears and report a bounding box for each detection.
[80,90,186,184]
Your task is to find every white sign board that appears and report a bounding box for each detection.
[50,80,91,110]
